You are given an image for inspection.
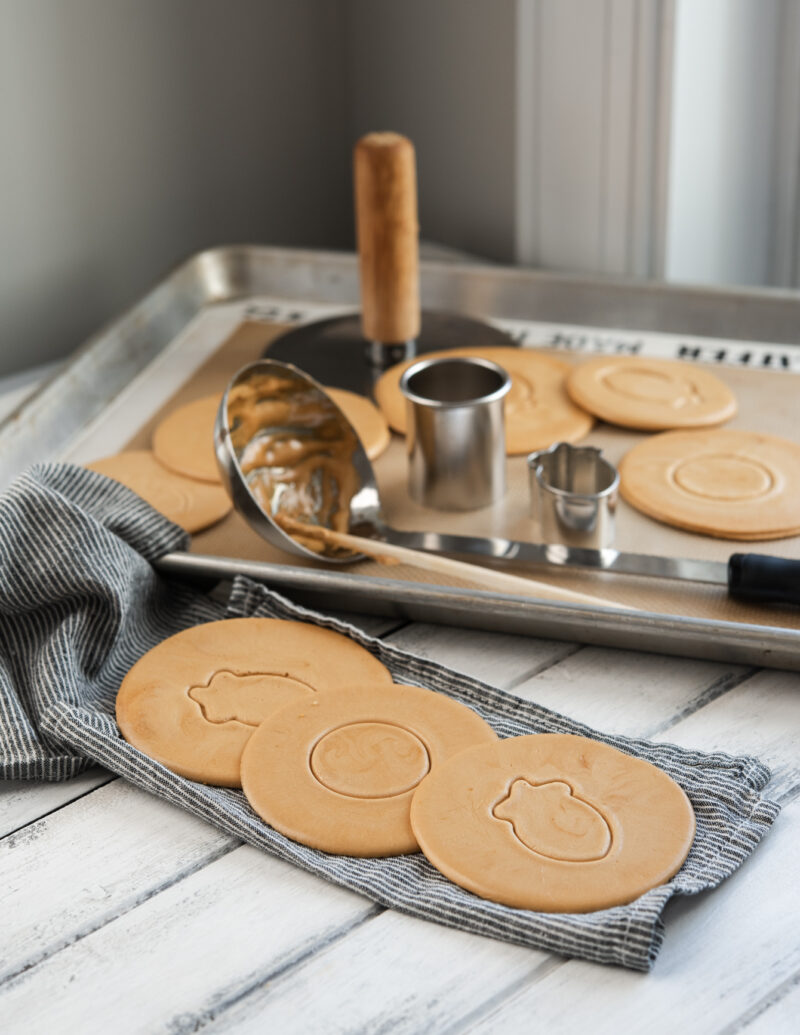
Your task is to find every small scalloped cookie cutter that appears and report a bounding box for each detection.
[527,441,619,549]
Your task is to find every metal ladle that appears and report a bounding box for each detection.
[214,358,528,565]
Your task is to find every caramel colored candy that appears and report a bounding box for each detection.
[375,346,593,455]
[620,428,800,540]
[326,387,391,460]
[116,618,393,787]
[240,684,497,856]
[567,356,737,430]
[152,394,223,483]
[410,734,695,913]
[86,450,231,533]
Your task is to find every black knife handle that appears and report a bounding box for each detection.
[728,553,800,606]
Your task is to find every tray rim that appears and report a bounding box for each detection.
[158,552,800,672]
[3,243,799,670]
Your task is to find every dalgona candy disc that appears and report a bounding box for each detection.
[325,387,391,460]
[567,356,736,430]
[116,618,393,787]
[410,733,695,913]
[240,683,497,856]
[152,394,223,484]
[86,450,231,532]
[619,428,800,540]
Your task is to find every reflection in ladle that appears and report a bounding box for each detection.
[227,372,361,558]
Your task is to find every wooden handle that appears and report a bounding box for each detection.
[354,132,421,345]
[337,533,629,609]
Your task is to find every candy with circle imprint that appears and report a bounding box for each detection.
[240,683,498,856]
[325,387,391,460]
[619,428,800,540]
[116,618,394,787]
[409,733,696,913]
[152,394,224,484]
[566,356,737,430]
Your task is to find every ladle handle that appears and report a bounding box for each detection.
[287,526,630,610]
[354,132,421,345]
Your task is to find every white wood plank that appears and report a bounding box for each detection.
[0,630,785,1034]
[0,767,111,839]
[207,909,551,1035]
[510,644,750,737]
[0,846,374,1035]
[385,623,579,689]
[466,797,800,1035]
[653,668,800,801]
[0,780,235,983]
[738,976,800,1035]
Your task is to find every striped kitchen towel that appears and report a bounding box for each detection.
[0,463,780,971]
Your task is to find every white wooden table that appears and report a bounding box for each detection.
[1,352,799,1033]
[2,612,799,1032]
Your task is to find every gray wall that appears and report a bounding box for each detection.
[0,0,352,376]
[2,0,796,378]
[345,0,518,264]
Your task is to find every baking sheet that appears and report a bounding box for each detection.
[119,318,800,631]
[6,245,799,667]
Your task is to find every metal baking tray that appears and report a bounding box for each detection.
[2,245,799,670]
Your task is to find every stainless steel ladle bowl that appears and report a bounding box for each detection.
[215,360,386,562]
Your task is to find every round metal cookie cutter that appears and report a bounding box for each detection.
[527,442,619,549]
[400,355,511,512]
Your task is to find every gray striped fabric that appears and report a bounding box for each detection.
[0,464,780,971]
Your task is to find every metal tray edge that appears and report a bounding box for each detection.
[158,553,800,672]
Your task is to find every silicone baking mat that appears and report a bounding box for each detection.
[121,319,800,631]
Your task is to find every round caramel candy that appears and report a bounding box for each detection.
[240,684,497,856]
[410,733,695,913]
[116,618,393,787]
[619,428,800,540]
[326,387,391,460]
[152,394,223,484]
[567,356,736,430]
[86,450,231,533]
[374,346,593,455]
